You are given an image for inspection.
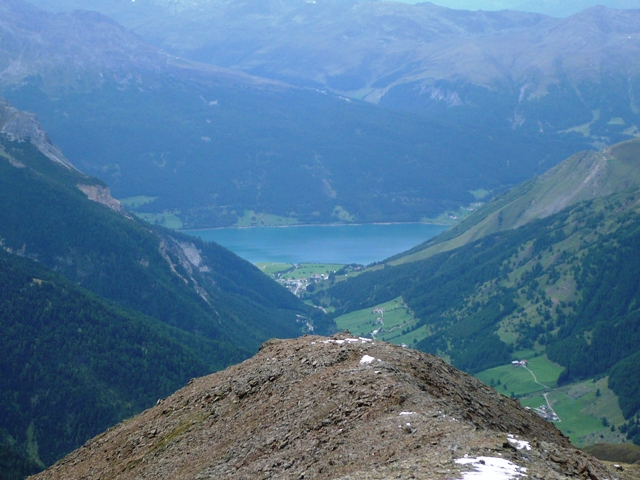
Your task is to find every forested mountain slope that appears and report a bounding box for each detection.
[0,99,330,475]
[0,249,228,470]
[0,0,592,227]
[0,102,327,351]
[316,144,640,435]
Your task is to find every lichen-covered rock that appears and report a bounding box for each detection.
[31,334,619,480]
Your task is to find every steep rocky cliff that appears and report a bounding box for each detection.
[0,97,128,214]
[32,334,618,480]
[0,98,75,169]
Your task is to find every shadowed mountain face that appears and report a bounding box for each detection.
[31,334,617,480]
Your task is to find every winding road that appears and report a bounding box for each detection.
[522,365,561,422]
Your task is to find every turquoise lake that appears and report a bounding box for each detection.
[183,223,448,265]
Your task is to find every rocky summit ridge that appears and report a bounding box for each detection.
[32,334,618,480]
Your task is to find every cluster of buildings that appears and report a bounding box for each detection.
[277,273,330,296]
[533,405,560,422]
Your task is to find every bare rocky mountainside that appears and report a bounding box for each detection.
[0,98,75,170]
[33,334,619,480]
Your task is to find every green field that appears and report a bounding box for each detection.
[470,188,490,200]
[332,205,356,222]
[134,211,183,229]
[235,210,298,227]
[256,263,345,280]
[286,264,345,280]
[119,195,158,209]
[476,354,564,396]
[334,297,420,343]
[476,356,627,446]
[256,262,294,276]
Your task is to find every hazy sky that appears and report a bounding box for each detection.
[393,0,640,17]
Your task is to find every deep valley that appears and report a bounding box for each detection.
[2,0,640,478]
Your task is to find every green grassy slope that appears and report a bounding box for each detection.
[334,297,419,344]
[387,138,640,265]
[317,185,640,441]
[583,442,640,464]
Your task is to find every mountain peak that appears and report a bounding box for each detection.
[33,334,616,479]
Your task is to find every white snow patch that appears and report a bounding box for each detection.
[321,338,372,345]
[360,355,376,364]
[455,457,527,479]
[399,412,415,416]
[507,435,532,451]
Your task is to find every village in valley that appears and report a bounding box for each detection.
[510,359,562,423]
[257,262,364,297]
[258,262,624,447]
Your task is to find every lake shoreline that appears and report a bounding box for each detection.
[180,221,451,233]
[183,223,449,265]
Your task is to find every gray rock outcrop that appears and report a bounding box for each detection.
[31,334,619,480]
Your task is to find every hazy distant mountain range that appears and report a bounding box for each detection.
[2,0,602,227]
[409,0,640,17]
[29,0,640,17]
[24,0,640,137]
